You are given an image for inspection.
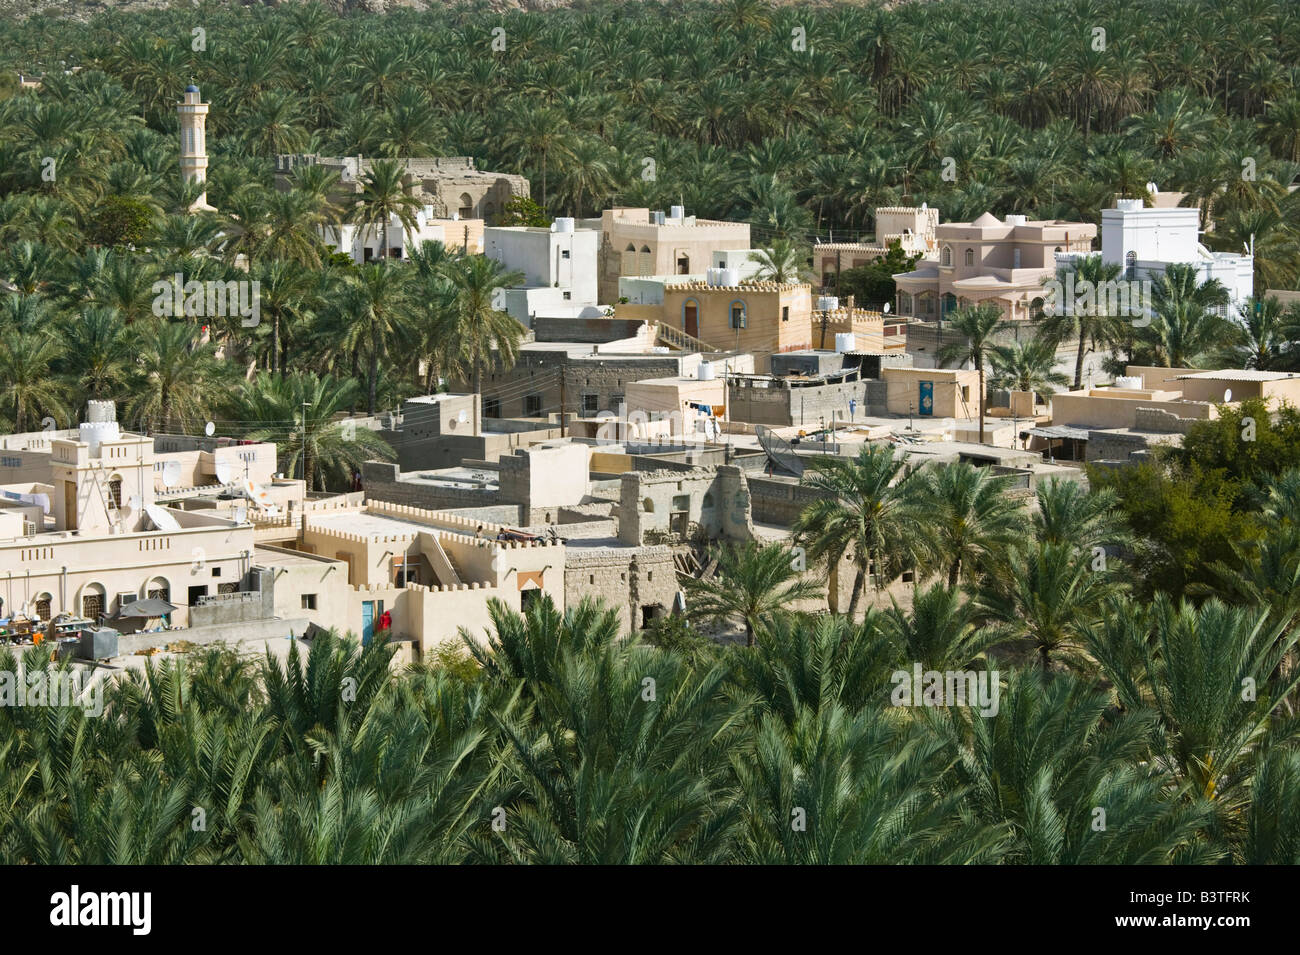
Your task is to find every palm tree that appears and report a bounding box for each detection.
[683,541,821,647]
[979,541,1118,671]
[345,159,423,263]
[746,238,814,284]
[445,254,524,433]
[123,319,225,433]
[228,372,394,491]
[792,443,922,618]
[56,305,133,404]
[1041,254,1125,390]
[911,461,1019,589]
[0,329,69,431]
[936,302,1007,443]
[1218,295,1288,370]
[335,263,412,414]
[988,335,1069,408]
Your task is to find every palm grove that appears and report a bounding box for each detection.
[1,0,1300,863]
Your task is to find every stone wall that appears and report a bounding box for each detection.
[726,378,875,428]
[563,545,679,634]
[747,476,831,526]
[533,316,646,343]
[361,461,502,510]
[618,466,753,545]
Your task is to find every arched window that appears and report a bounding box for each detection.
[146,577,170,603]
[1030,296,1046,320]
[729,300,747,329]
[81,583,105,622]
[34,593,52,622]
[621,243,637,275]
[941,246,952,267]
[107,475,122,510]
[459,193,474,218]
[964,248,975,267]
[1125,250,1137,280]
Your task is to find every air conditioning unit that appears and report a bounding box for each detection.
[116,591,136,611]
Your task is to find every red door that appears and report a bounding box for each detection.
[684,303,699,338]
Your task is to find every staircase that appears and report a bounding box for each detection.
[651,321,723,354]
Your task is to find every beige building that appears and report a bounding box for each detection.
[893,212,1097,322]
[1050,366,1300,432]
[880,366,982,418]
[616,281,813,371]
[594,207,752,303]
[815,205,939,286]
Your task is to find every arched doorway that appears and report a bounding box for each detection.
[682,298,699,338]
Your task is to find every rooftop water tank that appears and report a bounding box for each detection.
[1115,376,1143,389]
[1004,214,1027,226]
[652,210,666,225]
[818,296,840,311]
[670,205,685,220]
[835,333,856,353]
[698,361,715,380]
[720,267,740,286]
[552,217,575,233]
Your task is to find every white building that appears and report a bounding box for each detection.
[1101,198,1253,312]
[324,207,484,263]
[484,218,601,326]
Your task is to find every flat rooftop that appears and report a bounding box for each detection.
[306,511,432,537]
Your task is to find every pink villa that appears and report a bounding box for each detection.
[892,212,1097,322]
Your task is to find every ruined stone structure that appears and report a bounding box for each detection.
[618,466,754,546]
[273,154,529,224]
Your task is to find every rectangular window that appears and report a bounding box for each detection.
[484,397,502,418]
[524,394,542,417]
[561,249,570,259]
[782,306,789,323]
[581,393,599,416]
[961,385,971,403]
[730,304,746,329]
[562,291,571,300]
[302,594,317,610]
[211,567,221,577]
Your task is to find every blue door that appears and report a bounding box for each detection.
[361,601,375,646]
[919,381,934,416]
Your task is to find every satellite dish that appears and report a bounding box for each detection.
[121,495,138,519]
[755,425,806,478]
[204,421,215,437]
[1223,388,1233,402]
[214,460,232,483]
[162,460,182,488]
[883,302,891,313]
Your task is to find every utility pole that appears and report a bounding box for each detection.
[560,375,566,437]
[300,402,311,488]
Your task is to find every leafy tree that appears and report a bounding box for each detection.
[86,195,155,248]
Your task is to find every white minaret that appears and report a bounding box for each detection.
[178,84,216,212]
